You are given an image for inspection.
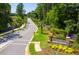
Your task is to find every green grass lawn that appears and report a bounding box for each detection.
[29,43,36,55]
[32,28,49,48]
[29,28,49,54]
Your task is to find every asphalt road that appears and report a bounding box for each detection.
[0,18,37,55]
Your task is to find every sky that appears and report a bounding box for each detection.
[10,3,37,14]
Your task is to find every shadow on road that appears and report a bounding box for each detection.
[0,33,20,44]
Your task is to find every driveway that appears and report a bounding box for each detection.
[0,18,37,55]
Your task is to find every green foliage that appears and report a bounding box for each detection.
[76,33,79,43]
[29,43,36,55]
[0,3,12,32]
[35,3,53,20]
[72,42,79,49]
[55,34,65,40]
[32,28,49,48]
[32,18,41,27]
[16,3,24,19]
[16,3,27,27]
[28,3,79,42]
[50,27,65,34]
[0,3,27,33]
[16,16,23,27]
[50,27,65,40]
[46,6,59,26]
[64,19,76,34]
[27,11,38,18]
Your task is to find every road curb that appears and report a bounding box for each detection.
[0,24,25,37]
[25,29,38,55]
[25,35,34,55]
[0,24,26,51]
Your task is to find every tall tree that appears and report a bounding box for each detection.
[0,3,12,32]
[16,3,24,19]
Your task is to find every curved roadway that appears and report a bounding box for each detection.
[0,18,37,55]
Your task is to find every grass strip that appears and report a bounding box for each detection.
[29,43,36,55]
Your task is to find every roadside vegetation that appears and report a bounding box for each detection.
[0,3,27,34]
[32,28,49,48]
[29,27,49,54]
[0,3,27,44]
[28,3,79,55]
[29,43,36,55]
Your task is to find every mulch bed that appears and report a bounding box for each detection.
[36,47,54,55]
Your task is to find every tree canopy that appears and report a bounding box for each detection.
[0,3,12,32]
[27,3,79,42]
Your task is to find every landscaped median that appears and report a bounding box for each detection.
[28,28,49,55]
